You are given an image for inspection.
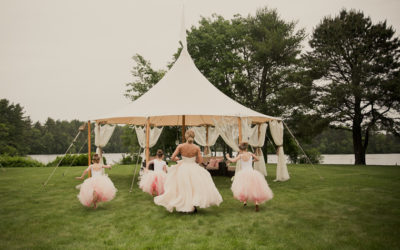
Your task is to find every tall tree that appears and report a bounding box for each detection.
[124,54,166,101]
[187,8,308,117]
[305,10,400,164]
[0,99,31,155]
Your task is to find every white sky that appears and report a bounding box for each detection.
[1,0,399,123]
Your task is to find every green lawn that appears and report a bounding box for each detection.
[0,164,399,249]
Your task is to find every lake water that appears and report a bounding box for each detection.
[28,153,400,166]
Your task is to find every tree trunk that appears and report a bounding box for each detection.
[352,104,366,165]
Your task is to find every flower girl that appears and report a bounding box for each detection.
[76,154,117,209]
[139,149,168,196]
[226,142,273,212]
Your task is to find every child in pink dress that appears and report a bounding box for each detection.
[76,154,117,209]
[226,142,273,212]
[139,149,168,196]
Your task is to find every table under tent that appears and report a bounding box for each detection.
[91,35,290,183]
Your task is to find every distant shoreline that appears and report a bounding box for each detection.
[28,153,400,166]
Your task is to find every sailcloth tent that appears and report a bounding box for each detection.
[93,22,290,182]
[95,47,278,126]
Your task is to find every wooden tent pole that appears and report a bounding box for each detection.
[206,125,209,144]
[87,121,91,177]
[238,117,242,144]
[182,115,186,143]
[257,123,261,155]
[205,125,209,155]
[146,118,150,165]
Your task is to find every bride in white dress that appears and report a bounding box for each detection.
[154,130,223,213]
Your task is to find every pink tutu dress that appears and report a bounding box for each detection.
[154,156,223,212]
[139,159,167,196]
[77,164,117,207]
[231,156,273,204]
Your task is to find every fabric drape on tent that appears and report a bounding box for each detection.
[214,118,240,152]
[269,120,290,181]
[240,117,253,143]
[135,126,163,161]
[134,126,163,148]
[238,118,268,176]
[94,123,115,174]
[190,126,219,156]
[247,123,268,176]
[214,118,242,174]
[94,123,115,166]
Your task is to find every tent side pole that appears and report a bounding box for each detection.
[146,118,150,164]
[182,115,186,143]
[257,124,261,155]
[87,121,91,177]
[238,117,242,144]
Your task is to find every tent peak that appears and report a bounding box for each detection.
[180,5,187,48]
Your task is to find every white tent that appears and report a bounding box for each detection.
[93,16,290,182]
[95,46,280,126]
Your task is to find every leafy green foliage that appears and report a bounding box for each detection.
[187,8,309,119]
[124,54,166,101]
[0,155,45,167]
[305,9,400,164]
[46,154,106,167]
[0,99,31,155]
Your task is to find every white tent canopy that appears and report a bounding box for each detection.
[92,17,289,181]
[95,46,280,126]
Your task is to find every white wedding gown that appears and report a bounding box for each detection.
[154,156,223,212]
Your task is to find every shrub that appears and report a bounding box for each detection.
[298,148,323,164]
[0,155,45,167]
[46,154,107,167]
[120,153,141,165]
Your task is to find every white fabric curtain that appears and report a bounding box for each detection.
[135,126,163,163]
[240,117,253,143]
[247,123,268,176]
[269,120,290,181]
[213,117,242,174]
[134,126,163,148]
[214,118,240,152]
[190,126,219,156]
[94,123,116,166]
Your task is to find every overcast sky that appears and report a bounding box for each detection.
[1,0,399,123]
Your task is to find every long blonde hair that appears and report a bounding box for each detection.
[185,130,195,144]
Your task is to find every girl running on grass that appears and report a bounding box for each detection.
[76,154,117,209]
[139,149,168,196]
[226,142,273,212]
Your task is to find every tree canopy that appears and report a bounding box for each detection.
[305,9,400,164]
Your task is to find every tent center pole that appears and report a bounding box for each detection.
[182,115,186,143]
[205,125,209,155]
[238,117,242,144]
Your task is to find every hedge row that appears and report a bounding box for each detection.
[46,154,107,167]
[0,156,45,168]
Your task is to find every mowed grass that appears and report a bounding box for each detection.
[0,164,399,249]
